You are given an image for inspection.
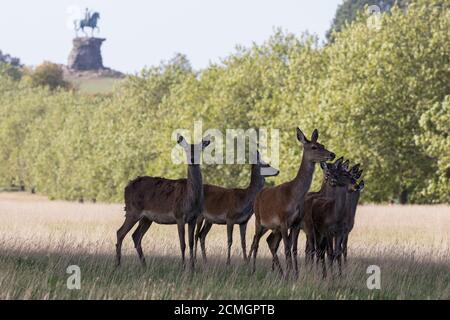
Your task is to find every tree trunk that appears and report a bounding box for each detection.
[399,189,408,204]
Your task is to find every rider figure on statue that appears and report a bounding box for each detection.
[85,8,91,22]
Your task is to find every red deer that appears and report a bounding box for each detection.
[267,160,363,277]
[194,150,279,265]
[342,175,364,263]
[310,166,355,277]
[249,128,335,276]
[320,164,363,273]
[115,134,211,269]
[266,158,344,275]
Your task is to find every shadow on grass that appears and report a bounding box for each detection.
[1,246,448,277]
[0,247,448,299]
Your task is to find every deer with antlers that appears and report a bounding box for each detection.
[115,134,211,269]
[249,127,335,276]
[194,150,279,265]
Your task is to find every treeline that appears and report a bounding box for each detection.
[0,1,448,204]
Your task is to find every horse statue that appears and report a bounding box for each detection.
[74,11,100,37]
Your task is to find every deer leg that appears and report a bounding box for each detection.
[199,221,213,262]
[343,234,349,264]
[115,215,139,267]
[325,236,336,273]
[177,220,186,268]
[281,225,292,278]
[132,218,152,266]
[266,231,283,275]
[290,225,301,278]
[188,220,196,270]
[334,234,344,276]
[226,223,234,265]
[318,236,328,278]
[249,223,268,274]
[239,223,248,262]
[305,230,316,266]
[194,216,204,261]
[326,236,334,269]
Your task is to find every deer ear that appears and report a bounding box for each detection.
[351,164,360,173]
[342,160,349,171]
[333,157,343,169]
[177,134,188,148]
[296,127,308,144]
[202,135,211,149]
[311,129,319,143]
[358,180,365,191]
[355,169,363,180]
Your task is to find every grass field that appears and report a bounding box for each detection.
[64,75,123,94]
[0,192,448,300]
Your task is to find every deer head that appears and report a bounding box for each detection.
[296,128,335,163]
[177,134,211,165]
[349,180,365,192]
[322,157,355,188]
[256,150,279,177]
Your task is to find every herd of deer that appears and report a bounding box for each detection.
[115,127,364,278]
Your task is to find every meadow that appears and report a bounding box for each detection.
[0,192,448,300]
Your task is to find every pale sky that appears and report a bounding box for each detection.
[0,0,342,73]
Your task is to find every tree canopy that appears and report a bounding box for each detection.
[0,0,448,204]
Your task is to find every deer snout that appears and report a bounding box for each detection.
[329,152,336,160]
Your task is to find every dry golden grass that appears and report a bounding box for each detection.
[0,192,449,300]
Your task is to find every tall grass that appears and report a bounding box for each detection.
[0,192,448,299]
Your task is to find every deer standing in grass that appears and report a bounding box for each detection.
[249,127,335,276]
[267,159,363,277]
[265,158,344,275]
[194,150,279,265]
[317,164,363,272]
[115,134,211,269]
[342,174,364,263]
[310,164,355,277]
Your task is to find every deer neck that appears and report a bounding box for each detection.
[292,157,315,202]
[186,164,203,203]
[244,164,265,203]
[319,178,331,196]
[349,191,361,217]
[333,185,348,218]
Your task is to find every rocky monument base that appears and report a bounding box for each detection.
[67,37,123,78]
[68,37,105,71]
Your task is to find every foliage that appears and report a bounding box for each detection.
[27,62,70,91]
[0,1,448,203]
[326,0,409,41]
[0,63,22,81]
[415,96,450,203]
[317,2,449,202]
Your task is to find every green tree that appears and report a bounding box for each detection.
[318,2,449,202]
[415,96,450,203]
[29,62,69,90]
[326,0,408,41]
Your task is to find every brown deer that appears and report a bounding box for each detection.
[342,175,364,263]
[194,150,279,265]
[267,160,363,276]
[249,127,335,276]
[320,164,363,272]
[115,134,211,269]
[310,166,355,277]
[266,158,344,275]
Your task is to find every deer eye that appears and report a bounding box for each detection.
[311,145,317,150]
